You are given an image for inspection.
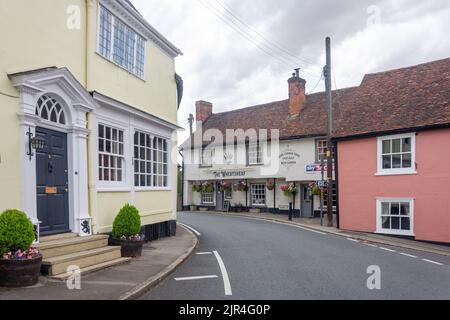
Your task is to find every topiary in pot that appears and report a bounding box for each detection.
[111,204,145,258]
[0,209,42,288]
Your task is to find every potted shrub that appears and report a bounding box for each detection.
[110,204,145,258]
[0,209,42,288]
[235,203,245,213]
[190,202,197,211]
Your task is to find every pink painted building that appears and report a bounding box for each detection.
[333,58,450,244]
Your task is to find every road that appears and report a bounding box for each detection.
[141,212,450,300]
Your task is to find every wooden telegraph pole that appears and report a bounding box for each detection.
[324,37,334,227]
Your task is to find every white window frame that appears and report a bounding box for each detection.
[248,143,263,166]
[97,122,128,189]
[97,4,146,79]
[376,198,414,236]
[200,148,214,168]
[377,133,416,176]
[201,191,215,205]
[316,139,328,163]
[224,189,233,200]
[251,184,266,206]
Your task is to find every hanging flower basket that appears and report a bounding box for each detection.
[233,181,247,192]
[309,182,322,196]
[266,181,275,191]
[280,183,298,197]
[220,181,232,192]
[201,182,215,193]
[192,182,203,193]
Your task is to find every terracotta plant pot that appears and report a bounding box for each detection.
[0,256,42,288]
[110,238,145,258]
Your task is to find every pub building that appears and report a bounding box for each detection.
[181,71,337,217]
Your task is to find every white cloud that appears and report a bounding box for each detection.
[129,0,450,146]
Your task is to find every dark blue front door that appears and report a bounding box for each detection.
[36,127,70,235]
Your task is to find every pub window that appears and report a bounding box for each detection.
[98,124,124,182]
[200,148,214,167]
[316,139,328,163]
[248,143,263,165]
[251,184,266,206]
[201,191,214,205]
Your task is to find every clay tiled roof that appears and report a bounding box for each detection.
[184,57,450,146]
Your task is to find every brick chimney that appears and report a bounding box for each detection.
[196,100,213,122]
[288,69,306,116]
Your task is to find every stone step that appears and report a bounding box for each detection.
[42,246,122,276]
[50,258,132,280]
[40,233,78,243]
[38,235,109,259]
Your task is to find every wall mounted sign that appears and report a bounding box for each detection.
[213,171,246,179]
[305,164,334,174]
[279,146,301,169]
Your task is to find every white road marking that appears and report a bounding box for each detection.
[175,275,218,281]
[236,216,327,235]
[364,243,378,248]
[179,223,201,236]
[379,247,396,253]
[213,250,233,296]
[196,252,213,255]
[422,259,443,266]
[399,253,418,259]
[347,238,359,243]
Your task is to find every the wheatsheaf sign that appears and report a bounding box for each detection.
[213,171,247,179]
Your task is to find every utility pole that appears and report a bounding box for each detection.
[188,113,195,158]
[324,37,334,227]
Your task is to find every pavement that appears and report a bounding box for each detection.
[141,212,450,300]
[0,225,198,300]
[219,211,450,257]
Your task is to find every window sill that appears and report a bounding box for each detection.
[95,52,146,82]
[135,187,172,192]
[248,163,264,167]
[375,171,417,177]
[97,186,131,193]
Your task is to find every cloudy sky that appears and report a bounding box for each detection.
[130,0,450,142]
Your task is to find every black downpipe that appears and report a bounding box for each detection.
[273,178,276,214]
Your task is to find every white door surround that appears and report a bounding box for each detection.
[9,68,96,241]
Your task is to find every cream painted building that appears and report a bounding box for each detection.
[182,72,337,217]
[0,0,182,241]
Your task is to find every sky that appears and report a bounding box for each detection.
[130,0,450,144]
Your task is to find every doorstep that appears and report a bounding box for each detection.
[0,225,198,300]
